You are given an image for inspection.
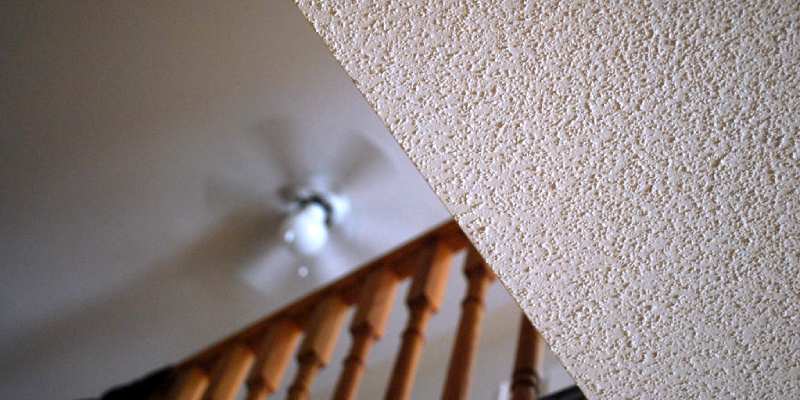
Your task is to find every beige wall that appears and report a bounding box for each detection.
[295,1,800,398]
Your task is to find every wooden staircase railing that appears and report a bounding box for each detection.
[156,220,562,400]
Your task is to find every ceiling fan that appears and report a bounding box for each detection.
[207,120,393,291]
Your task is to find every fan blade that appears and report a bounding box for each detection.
[237,217,323,290]
[238,215,326,296]
[177,210,284,286]
[251,118,309,186]
[330,131,394,193]
[206,124,296,214]
[312,218,384,284]
[229,210,286,262]
[329,222,377,263]
[206,173,282,216]
[238,240,296,290]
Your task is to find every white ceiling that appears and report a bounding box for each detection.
[0,1,455,398]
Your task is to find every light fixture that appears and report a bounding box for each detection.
[279,188,349,257]
[280,202,329,256]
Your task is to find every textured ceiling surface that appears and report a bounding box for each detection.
[295,1,800,398]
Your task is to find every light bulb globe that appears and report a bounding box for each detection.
[280,203,329,256]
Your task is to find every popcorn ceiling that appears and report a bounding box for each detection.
[294,1,800,398]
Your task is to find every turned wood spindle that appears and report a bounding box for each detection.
[203,343,256,400]
[510,313,544,400]
[441,248,495,400]
[246,319,302,400]
[287,296,349,400]
[385,241,455,400]
[333,268,400,400]
[167,367,210,400]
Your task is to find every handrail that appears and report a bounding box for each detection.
[177,220,467,371]
[145,219,565,400]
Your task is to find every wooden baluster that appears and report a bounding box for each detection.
[510,313,544,400]
[167,367,210,400]
[287,296,349,400]
[246,320,303,400]
[203,344,256,400]
[333,268,400,400]
[441,249,495,400]
[385,241,455,400]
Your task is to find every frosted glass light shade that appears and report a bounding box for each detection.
[280,203,329,256]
